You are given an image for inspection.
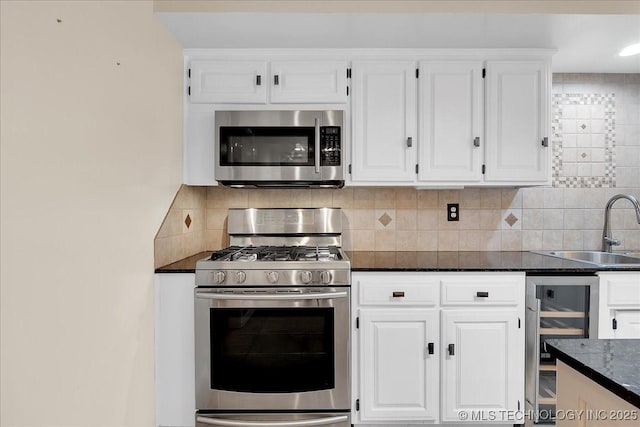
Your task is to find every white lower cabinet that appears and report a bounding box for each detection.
[155,273,196,427]
[360,309,439,422]
[597,272,640,339]
[352,272,525,425]
[440,310,522,422]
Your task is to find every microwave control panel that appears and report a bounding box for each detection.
[320,126,341,166]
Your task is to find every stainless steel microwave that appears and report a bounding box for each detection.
[214,110,344,188]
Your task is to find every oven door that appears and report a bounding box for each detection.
[195,287,350,411]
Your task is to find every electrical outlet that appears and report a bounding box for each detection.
[447,203,459,221]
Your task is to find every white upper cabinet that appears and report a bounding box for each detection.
[484,60,550,183]
[190,60,268,104]
[351,61,417,183]
[182,50,553,186]
[348,55,550,187]
[188,59,348,104]
[270,61,348,103]
[418,61,483,183]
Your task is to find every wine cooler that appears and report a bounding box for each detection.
[525,275,599,426]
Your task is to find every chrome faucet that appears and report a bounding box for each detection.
[602,194,640,252]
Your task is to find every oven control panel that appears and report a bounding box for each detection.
[196,269,350,287]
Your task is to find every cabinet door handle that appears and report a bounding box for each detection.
[473,136,480,147]
[392,291,405,298]
[427,343,434,355]
[541,137,549,147]
[256,75,262,86]
[448,344,455,356]
[476,291,489,298]
[406,137,413,147]
[274,75,279,85]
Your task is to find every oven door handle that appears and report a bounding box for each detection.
[196,415,349,427]
[196,291,348,301]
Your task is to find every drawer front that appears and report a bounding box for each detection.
[607,278,640,306]
[441,277,519,306]
[356,274,438,306]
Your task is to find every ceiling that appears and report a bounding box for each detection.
[157,13,640,72]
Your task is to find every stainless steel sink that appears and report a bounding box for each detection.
[532,250,640,267]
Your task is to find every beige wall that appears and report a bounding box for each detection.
[1,1,183,426]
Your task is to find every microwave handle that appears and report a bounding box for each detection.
[314,118,321,174]
[197,415,349,427]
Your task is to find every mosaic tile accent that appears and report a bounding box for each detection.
[551,93,616,188]
[378,212,392,227]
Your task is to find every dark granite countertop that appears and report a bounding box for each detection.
[347,251,640,273]
[155,251,640,274]
[546,339,640,408]
[154,251,212,273]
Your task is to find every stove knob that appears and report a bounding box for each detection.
[320,271,333,285]
[299,270,313,284]
[235,271,246,284]
[266,271,279,284]
[213,271,226,284]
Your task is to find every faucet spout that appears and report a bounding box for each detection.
[602,194,640,252]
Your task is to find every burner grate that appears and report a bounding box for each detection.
[207,245,342,262]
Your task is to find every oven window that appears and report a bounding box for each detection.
[219,126,315,166]
[210,307,335,393]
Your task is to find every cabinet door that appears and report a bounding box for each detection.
[418,61,483,182]
[155,274,196,427]
[613,310,640,338]
[270,61,348,103]
[189,60,267,104]
[441,310,523,422]
[184,109,217,185]
[359,309,438,422]
[351,61,417,183]
[484,61,550,183]
[597,273,640,338]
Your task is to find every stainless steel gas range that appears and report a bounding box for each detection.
[194,208,351,427]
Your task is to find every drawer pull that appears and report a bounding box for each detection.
[448,344,455,356]
[392,291,405,298]
[476,291,489,298]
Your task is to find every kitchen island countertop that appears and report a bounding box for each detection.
[546,339,640,409]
